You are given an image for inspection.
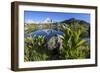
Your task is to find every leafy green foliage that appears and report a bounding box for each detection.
[24,36,50,61]
[60,25,90,59]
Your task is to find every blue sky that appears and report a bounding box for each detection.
[24,11,90,23]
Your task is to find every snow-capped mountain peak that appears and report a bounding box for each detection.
[43,17,53,23]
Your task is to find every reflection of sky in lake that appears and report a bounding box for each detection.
[24,29,90,44]
[24,11,90,23]
[30,29,63,40]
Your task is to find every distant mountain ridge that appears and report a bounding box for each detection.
[43,17,53,23]
[60,18,90,25]
[25,18,90,26]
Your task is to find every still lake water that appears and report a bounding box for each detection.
[25,29,90,43]
[30,29,63,40]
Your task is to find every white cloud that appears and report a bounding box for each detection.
[25,19,35,24]
[43,17,53,23]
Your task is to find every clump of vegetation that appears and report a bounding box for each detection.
[60,25,90,59]
[24,36,50,61]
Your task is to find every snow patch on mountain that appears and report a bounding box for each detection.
[43,17,53,23]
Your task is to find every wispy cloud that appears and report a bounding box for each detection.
[25,19,35,23]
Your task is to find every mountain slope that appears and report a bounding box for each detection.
[60,18,90,25]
